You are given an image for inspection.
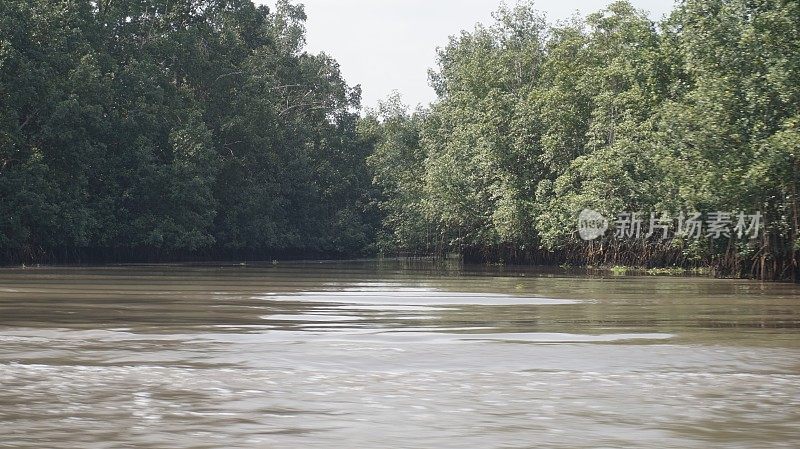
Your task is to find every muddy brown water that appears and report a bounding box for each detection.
[1,261,799,448]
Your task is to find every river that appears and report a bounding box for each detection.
[1,261,799,448]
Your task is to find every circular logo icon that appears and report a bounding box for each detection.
[578,209,608,241]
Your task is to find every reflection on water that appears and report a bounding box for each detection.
[1,261,799,448]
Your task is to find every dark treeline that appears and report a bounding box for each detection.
[366,0,800,281]
[2,0,799,280]
[1,0,378,262]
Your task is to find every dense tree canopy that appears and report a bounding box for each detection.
[1,0,376,261]
[367,0,799,280]
[1,0,797,279]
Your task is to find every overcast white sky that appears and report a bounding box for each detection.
[258,1,675,110]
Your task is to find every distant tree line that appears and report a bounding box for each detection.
[365,0,799,281]
[2,0,798,280]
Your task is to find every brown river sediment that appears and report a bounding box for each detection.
[1,261,799,448]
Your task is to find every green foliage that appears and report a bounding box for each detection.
[367,0,799,279]
[2,0,798,277]
[363,93,429,253]
[0,0,375,261]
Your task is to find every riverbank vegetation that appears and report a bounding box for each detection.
[2,0,798,280]
[366,0,800,281]
[1,0,378,262]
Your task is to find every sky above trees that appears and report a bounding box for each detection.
[260,0,675,110]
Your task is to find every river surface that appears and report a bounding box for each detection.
[1,261,799,448]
